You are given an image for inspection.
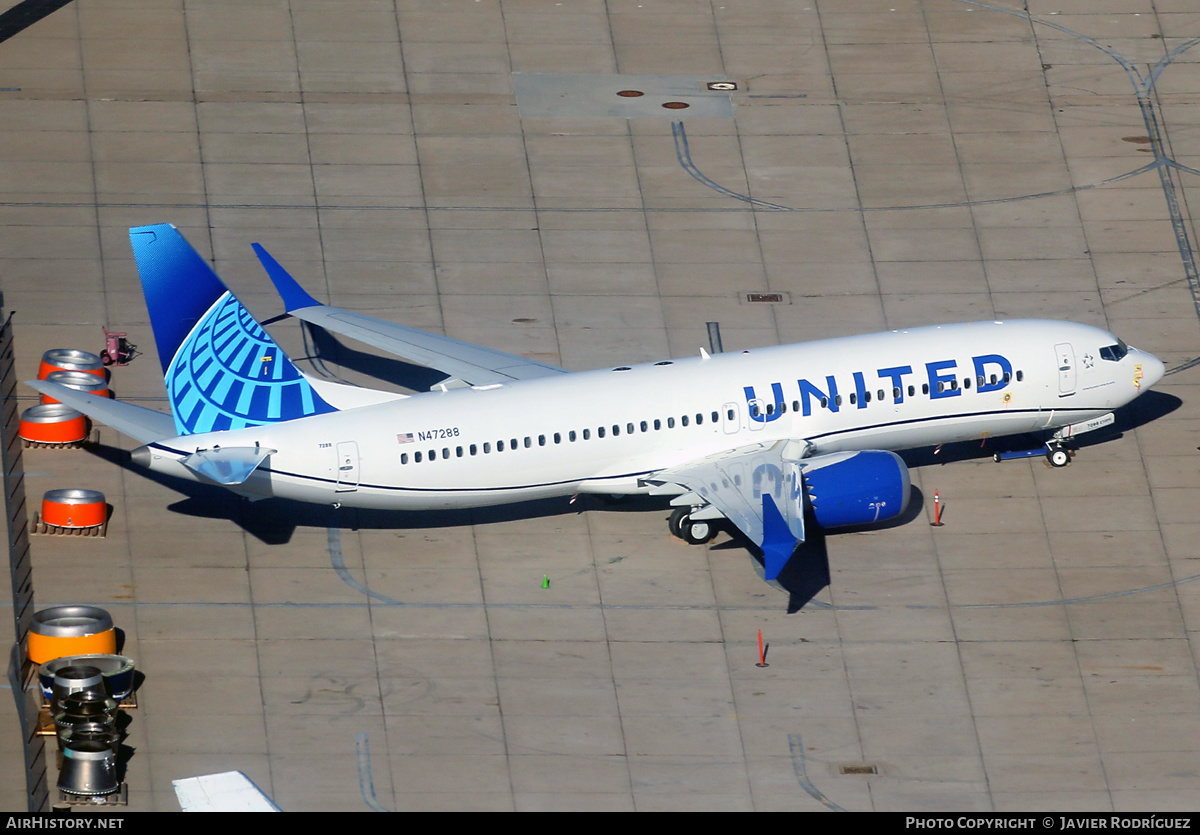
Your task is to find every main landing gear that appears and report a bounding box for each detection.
[668,506,717,545]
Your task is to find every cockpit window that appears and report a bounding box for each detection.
[1099,340,1128,362]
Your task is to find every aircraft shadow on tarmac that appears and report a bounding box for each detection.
[716,486,927,612]
[290,319,450,393]
[899,390,1180,468]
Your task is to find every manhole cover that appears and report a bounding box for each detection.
[839,764,879,776]
[513,74,734,118]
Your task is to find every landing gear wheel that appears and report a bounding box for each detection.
[668,506,689,539]
[681,517,717,545]
[1047,445,1070,468]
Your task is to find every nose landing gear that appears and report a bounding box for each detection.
[1047,443,1071,468]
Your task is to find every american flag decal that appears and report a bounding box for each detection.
[397,433,414,444]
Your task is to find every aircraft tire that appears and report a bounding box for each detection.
[668,506,689,539]
[682,517,716,545]
[1048,446,1070,468]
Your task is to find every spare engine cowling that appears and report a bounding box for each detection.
[801,450,910,529]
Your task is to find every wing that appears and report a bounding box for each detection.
[25,379,176,444]
[649,443,912,581]
[174,771,281,812]
[253,244,568,387]
[646,440,810,580]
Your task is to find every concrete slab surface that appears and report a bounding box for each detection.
[1,0,1199,813]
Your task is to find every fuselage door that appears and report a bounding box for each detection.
[723,402,741,434]
[335,441,359,492]
[1055,343,1076,395]
[745,399,765,432]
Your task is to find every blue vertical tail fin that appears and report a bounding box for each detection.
[129,223,336,436]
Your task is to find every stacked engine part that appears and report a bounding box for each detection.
[19,346,135,805]
[28,606,135,805]
[50,666,120,797]
[19,349,107,448]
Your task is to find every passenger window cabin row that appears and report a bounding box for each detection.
[400,369,1024,464]
[400,409,730,465]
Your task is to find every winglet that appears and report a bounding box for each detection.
[761,493,798,580]
[252,243,320,313]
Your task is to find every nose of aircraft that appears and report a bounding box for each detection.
[1136,349,1166,390]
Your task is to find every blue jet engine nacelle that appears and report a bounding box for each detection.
[802,450,911,529]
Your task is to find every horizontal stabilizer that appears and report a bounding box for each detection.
[181,446,276,485]
[25,380,176,444]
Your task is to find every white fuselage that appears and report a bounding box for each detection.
[136,320,1163,509]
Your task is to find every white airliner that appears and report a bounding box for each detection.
[30,224,1166,580]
